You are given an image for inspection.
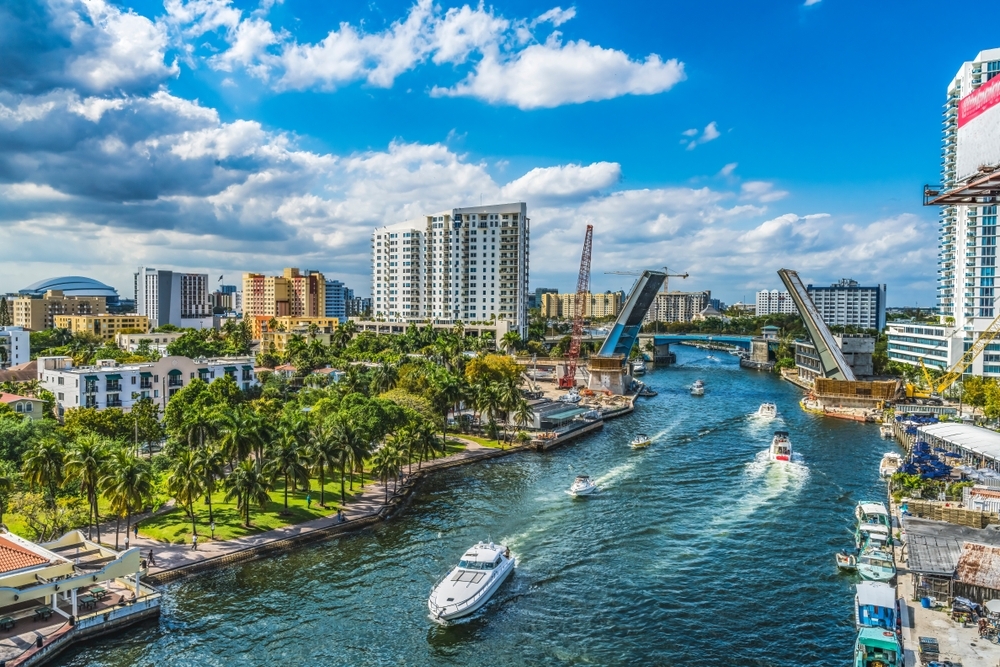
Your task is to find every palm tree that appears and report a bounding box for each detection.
[428,369,462,446]
[265,432,310,512]
[101,447,153,550]
[307,421,338,508]
[330,416,361,503]
[0,460,17,526]
[513,399,535,439]
[371,362,398,394]
[501,331,522,354]
[22,439,65,509]
[64,434,109,542]
[370,444,402,504]
[195,445,226,526]
[225,459,273,527]
[167,448,204,538]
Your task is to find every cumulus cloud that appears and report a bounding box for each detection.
[740,180,789,203]
[682,121,720,150]
[500,162,621,204]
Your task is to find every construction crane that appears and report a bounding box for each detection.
[605,267,689,293]
[905,310,1000,400]
[560,225,593,389]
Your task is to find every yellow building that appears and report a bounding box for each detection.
[242,268,326,321]
[13,291,106,331]
[251,316,342,342]
[53,314,149,340]
[540,291,624,319]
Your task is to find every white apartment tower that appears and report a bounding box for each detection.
[756,290,796,316]
[135,268,212,329]
[371,203,529,337]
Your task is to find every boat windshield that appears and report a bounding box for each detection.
[458,559,497,570]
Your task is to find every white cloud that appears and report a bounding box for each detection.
[683,121,720,150]
[804,0,822,5]
[719,162,738,177]
[500,162,621,204]
[740,180,789,203]
[533,7,576,27]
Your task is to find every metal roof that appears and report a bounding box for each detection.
[19,276,118,298]
[956,543,1000,590]
[543,408,588,422]
[856,582,896,609]
[917,423,1000,463]
[903,516,1000,576]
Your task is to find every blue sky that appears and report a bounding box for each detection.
[0,0,996,306]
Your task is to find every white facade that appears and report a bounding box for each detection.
[114,332,185,354]
[135,268,211,329]
[886,323,965,372]
[37,355,258,418]
[371,202,529,337]
[806,279,887,331]
[756,290,796,316]
[0,327,29,369]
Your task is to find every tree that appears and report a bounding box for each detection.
[307,421,338,508]
[101,447,153,550]
[330,416,361,504]
[0,460,17,526]
[501,331,522,354]
[0,298,10,327]
[513,399,535,438]
[64,434,109,542]
[224,459,273,527]
[195,444,226,526]
[22,439,64,509]
[465,354,522,386]
[130,398,164,456]
[964,376,988,417]
[265,431,310,512]
[428,369,462,446]
[370,444,400,503]
[216,406,258,466]
[167,448,204,537]
[9,492,88,542]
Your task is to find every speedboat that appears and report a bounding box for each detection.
[691,380,705,396]
[854,627,901,667]
[769,431,791,462]
[856,548,895,582]
[855,581,897,630]
[630,433,652,449]
[567,475,598,496]
[631,359,646,376]
[559,390,581,404]
[878,453,902,479]
[879,424,894,439]
[428,541,515,621]
[855,502,891,529]
[756,403,777,419]
[855,523,891,551]
[836,550,858,572]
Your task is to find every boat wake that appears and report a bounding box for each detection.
[710,450,809,532]
[592,459,639,488]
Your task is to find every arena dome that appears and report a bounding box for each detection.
[19,276,119,299]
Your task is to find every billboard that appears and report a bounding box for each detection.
[958,74,1000,182]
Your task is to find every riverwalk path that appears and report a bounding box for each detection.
[99,439,513,583]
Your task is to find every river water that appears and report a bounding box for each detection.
[62,345,890,666]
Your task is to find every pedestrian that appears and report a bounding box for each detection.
[306,493,312,508]
[191,533,198,551]
[148,549,156,566]
[337,509,344,523]
[134,524,138,538]
[124,537,130,551]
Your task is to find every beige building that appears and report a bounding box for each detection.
[540,291,624,319]
[242,268,326,321]
[13,291,106,330]
[53,314,149,341]
[115,331,185,353]
[0,392,45,421]
[250,316,342,341]
[644,291,711,323]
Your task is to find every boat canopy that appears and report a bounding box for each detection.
[774,431,789,437]
[859,502,889,517]
[857,627,900,651]
[856,582,896,609]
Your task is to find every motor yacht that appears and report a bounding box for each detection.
[428,541,515,621]
[878,452,903,479]
[691,380,705,396]
[879,423,894,439]
[631,359,646,376]
[769,431,791,462]
[856,548,896,582]
[630,433,652,449]
[855,502,891,529]
[756,403,778,419]
[567,475,598,496]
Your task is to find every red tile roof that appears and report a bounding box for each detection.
[0,393,34,404]
[0,536,49,574]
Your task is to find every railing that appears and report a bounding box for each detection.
[106,382,121,392]
[428,561,512,618]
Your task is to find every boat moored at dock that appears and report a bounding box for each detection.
[879,423,894,439]
[631,359,646,376]
[853,627,901,667]
[836,550,858,571]
[855,502,891,529]
[855,523,891,551]
[878,453,902,479]
[769,431,791,462]
[856,548,895,582]
[428,541,515,621]
[854,582,897,629]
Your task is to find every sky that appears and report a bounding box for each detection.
[1,0,996,306]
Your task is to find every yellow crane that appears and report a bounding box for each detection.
[907,309,1000,400]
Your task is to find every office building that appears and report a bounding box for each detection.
[0,327,30,369]
[796,335,875,384]
[539,291,624,319]
[371,202,529,337]
[806,279,886,331]
[12,291,106,330]
[134,268,211,329]
[53,314,149,341]
[645,291,711,323]
[324,280,355,320]
[115,331,186,354]
[756,290,796,316]
[242,268,326,320]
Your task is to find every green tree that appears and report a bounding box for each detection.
[0,460,18,526]
[63,434,109,542]
[167,448,204,537]
[22,439,65,509]
[101,447,153,550]
[131,398,164,456]
[501,331,522,354]
[224,459,273,527]
[265,430,310,512]
[0,298,10,327]
[216,405,259,466]
[195,444,226,526]
[330,416,362,503]
[307,421,338,508]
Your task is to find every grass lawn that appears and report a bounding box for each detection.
[448,432,510,449]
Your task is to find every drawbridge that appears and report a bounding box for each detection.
[777,268,856,381]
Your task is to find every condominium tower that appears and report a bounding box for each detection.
[371,203,529,337]
[242,268,326,320]
[135,268,211,329]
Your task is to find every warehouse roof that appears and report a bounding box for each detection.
[917,422,1000,463]
[956,543,1000,591]
[903,516,1000,576]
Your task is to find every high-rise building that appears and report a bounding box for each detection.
[529,287,558,311]
[371,203,529,337]
[645,291,711,323]
[0,327,29,368]
[539,291,624,319]
[346,297,370,318]
[806,279,886,331]
[324,279,352,320]
[135,267,211,329]
[242,268,326,320]
[755,290,796,316]
[12,291,106,330]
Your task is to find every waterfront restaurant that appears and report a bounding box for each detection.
[916,422,1000,472]
[0,529,160,664]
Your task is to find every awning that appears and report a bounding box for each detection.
[83,375,99,382]
[543,408,588,422]
[224,366,237,372]
[104,374,122,381]
[140,372,152,378]
[241,365,253,371]
[198,368,210,374]
[167,369,182,376]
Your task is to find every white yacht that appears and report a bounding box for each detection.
[756,403,778,419]
[630,433,652,449]
[879,423,894,439]
[631,359,647,376]
[769,431,791,462]
[428,541,515,621]
[567,475,598,496]
[691,380,705,396]
[878,452,903,479]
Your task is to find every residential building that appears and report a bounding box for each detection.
[324,280,354,320]
[0,392,45,420]
[371,202,529,337]
[644,291,711,323]
[53,314,149,341]
[795,334,875,384]
[886,322,964,371]
[261,330,336,356]
[250,316,343,341]
[756,289,796,316]
[0,327,30,369]
[38,355,258,417]
[529,287,558,311]
[539,291,624,319]
[242,268,326,320]
[346,297,371,317]
[349,318,509,347]
[12,291,106,331]
[209,285,241,315]
[115,331,186,354]
[807,278,887,331]
[134,268,212,329]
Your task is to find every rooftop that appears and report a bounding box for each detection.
[856,581,896,609]
[19,276,118,299]
[956,542,1000,590]
[903,516,1000,576]
[0,393,35,404]
[0,536,52,575]
[917,422,1000,462]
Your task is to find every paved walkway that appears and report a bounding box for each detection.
[102,440,504,578]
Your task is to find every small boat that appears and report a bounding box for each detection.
[567,475,598,496]
[559,390,581,404]
[854,626,902,667]
[769,431,791,462]
[879,424,894,439]
[855,502,891,529]
[428,541,515,621]
[878,452,902,479]
[855,581,897,630]
[706,354,717,361]
[856,548,895,582]
[637,385,658,397]
[630,433,652,449]
[691,380,705,396]
[855,524,892,551]
[836,550,858,571]
[631,359,646,376]
[756,402,777,419]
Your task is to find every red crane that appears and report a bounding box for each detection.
[559,224,593,389]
